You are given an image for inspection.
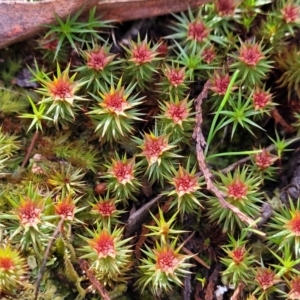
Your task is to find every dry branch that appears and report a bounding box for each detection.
[124,193,166,237]
[0,0,212,50]
[192,81,256,227]
[35,217,65,300]
[79,259,111,300]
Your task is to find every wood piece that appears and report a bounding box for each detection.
[79,259,111,300]
[0,0,212,50]
[96,0,213,22]
[0,0,100,49]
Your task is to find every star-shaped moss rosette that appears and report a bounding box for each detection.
[0,245,28,295]
[0,183,55,258]
[19,96,54,133]
[173,39,215,82]
[122,35,163,90]
[90,194,124,227]
[102,153,141,205]
[134,128,181,186]
[145,207,187,244]
[206,166,263,233]
[33,63,88,124]
[167,7,210,46]
[230,39,273,87]
[75,42,121,94]
[36,33,68,63]
[278,2,300,45]
[207,70,238,111]
[156,94,194,143]
[42,7,113,60]
[136,239,193,295]
[281,2,300,24]
[54,194,86,229]
[221,232,256,287]
[87,77,144,144]
[202,43,217,64]
[268,199,300,258]
[252,267,282,299]
[15,196,44,230]
[80,223,133,286]
[156,63,189,98]
[47,164,86,195]
[166,7,227,48]
[210,71,232,96]
[251,148,279,182]
[287,276,300,299]
[214,0,240,17]
[251,86,274,112]
[268,245,300,284]
[164,159,206,215]
[54,194,76,221]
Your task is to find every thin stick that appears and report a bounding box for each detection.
[271,107,294,133]
[125,193,167,237]
[135,199,172,259]
[22,130,39,168]
[192,80,255,227]
[182,246,210,269]
[230,281,245,300]
[78,259,111,300]
[34,217,65,300]
[181,231,196,246]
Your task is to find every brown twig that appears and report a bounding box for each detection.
[35,217,65,300]
[182,246,210,269]
[204,264,220,300]
[192,80,256,227]
[181,231,196,246]
[21,130,39,168]
[78,259,111,300]
[220,155,253,175]
[125,193,167,237]
[271,107,294,133]
[183,272,192,300]
[135,199,172,259]
[230,281,245,300]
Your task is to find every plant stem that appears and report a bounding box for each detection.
[21,130,39,168]
[34,217,65,300]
